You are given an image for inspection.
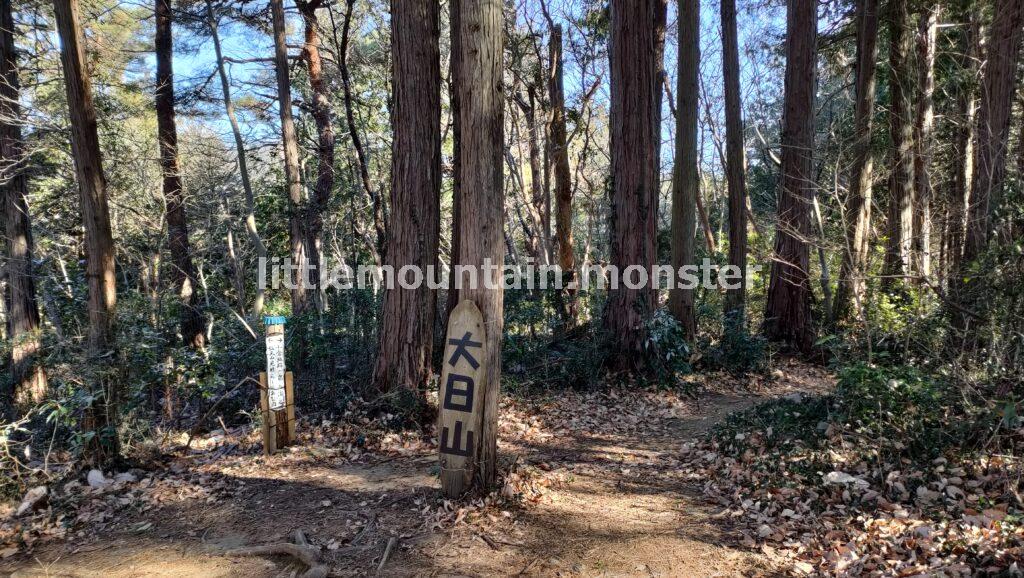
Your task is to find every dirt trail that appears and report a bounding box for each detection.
[3,362,832,577]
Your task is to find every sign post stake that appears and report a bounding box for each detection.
[262,316,293,454]
[259,371,277,455]
[285,370,295,442]
[438,301,486,497]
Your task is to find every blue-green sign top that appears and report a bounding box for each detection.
[264,315,287,326]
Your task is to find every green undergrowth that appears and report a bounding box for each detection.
[710,362,1011,487]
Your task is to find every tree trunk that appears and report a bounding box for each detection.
[721,0,747,320]
[945,13,980,290]
[883,0,914,287]
[764,0,816,352]
[548,24,576,327]
[335,0,384,265]
[270,0,309,315]
[445,0,462,319]
[912,6,937,280]
[964,0,1024,260]
[54,0,119,462]
[206,0,266,320]
[453,0,503,490]
[538,66,552,267]
[605,0,660,371]
[372,0,440,409]
[957,0,1024,333]
[653,0,667,173]
[833,0,879,323]
[668,0,699,340]
[156,0,204,349]
[297,0,335,312]
[524,86,547,265]
[1,0,46,410]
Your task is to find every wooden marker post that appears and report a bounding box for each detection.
[438,301,486,497]
[260,316,294,454]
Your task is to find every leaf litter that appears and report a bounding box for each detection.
[4,361,1010,575]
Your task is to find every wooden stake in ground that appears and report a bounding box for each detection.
[438,300,486,496]
[261,316,294,454]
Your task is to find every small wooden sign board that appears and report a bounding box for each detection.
[438,300,486,497]
[260,317,295,455]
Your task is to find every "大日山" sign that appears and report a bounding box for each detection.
[438,300,486,496]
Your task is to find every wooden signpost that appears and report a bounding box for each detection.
[438,300,487,497]
[260,316,295,454]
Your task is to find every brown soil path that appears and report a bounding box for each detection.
[2,362,832,577]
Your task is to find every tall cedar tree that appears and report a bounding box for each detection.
[764,0,816,351]
[669,0,699,339]
[155,0,205,349]
[446,0,462,318]
[54,0,119,462]
[454,0,503,488]
[913,7,938,278]
[963,0,1024,259]
[2,0,47,410]
[883,0,914,286]
[549,23,576,327]
[297,0,335,312]
[956,0,1024,330]
[721,0,747,320]
[833,0,879,323]
[606,0,661,371]
[654,0,667,170]
[945,13,979,290]
[270,0,309,315]
[519,81,546,263]
[373,0,441,405]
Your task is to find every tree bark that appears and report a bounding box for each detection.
[956,0,1024,333]
[964,0,1024,260]
[605,0,660,370]
[270,0,309,315]
[523,86,547,265]
[334,0,384,265]
[833,0,879,323]
[764,0,816,352]
[297,0,335,312]
[537,66,552,267]
[372,0,440,408]
[548,24,576,327]
[668,0,699,340]
[206,0,266,320]
[454,0,503,490]
[156,0,204,349]
[54,0,119,462]
[945,13,980,289]
[445,0,462,319]
[1,0,46,410]
[720,0,747,320]
[912,6,937,280]
[882,0,914,286]
[653,0,667,173]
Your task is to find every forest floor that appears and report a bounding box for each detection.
[1,361,833,577]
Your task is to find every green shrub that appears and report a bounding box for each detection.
[832,363,971,461]
[702,310,767,375]
[715,363,989,466]
[644,308,694,385]
[503,320,605,391]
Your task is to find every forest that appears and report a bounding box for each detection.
[1,0,1023,575]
